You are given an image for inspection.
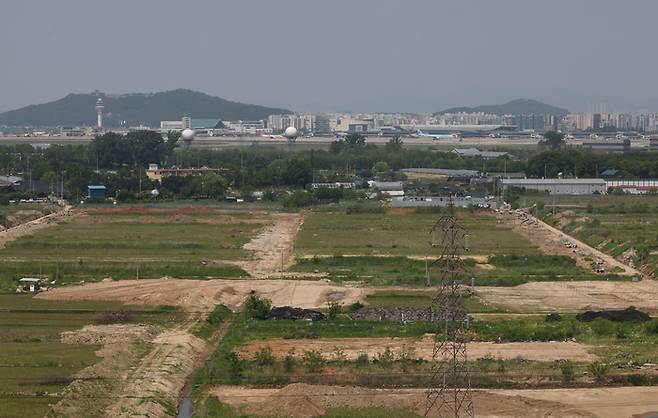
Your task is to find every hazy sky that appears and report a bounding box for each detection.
[3,0,658,113]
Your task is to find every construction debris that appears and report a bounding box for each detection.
[576,307,651,322]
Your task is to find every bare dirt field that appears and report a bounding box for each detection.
[477,280,658,314]
[240,211,306,277]
[207,383,613,418]
[37,277,367,310]
[498,210,640,276]
[236,337,597,362]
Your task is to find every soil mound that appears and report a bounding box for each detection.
[61,324,160,345]
[576,307,651,322]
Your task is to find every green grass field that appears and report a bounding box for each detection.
[0,294,185,418]
[0,206,266,290]
[294,209,540,257]
[291,254,624,286]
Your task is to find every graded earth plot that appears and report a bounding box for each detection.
[0,294,185,418]
[0,206,273,289]
[525,194,658,274]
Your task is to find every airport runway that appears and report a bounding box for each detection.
[0,134,542,148]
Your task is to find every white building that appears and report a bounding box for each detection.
[500,179,607,195]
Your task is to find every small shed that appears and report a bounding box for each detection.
[18,278,42,293]
[87,185,107,199]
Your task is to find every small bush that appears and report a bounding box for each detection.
[375,348,395,367]
[356,352,369,367]
[225,351,245,382]
[627,374,650,386]
[245,294,272,320]
[95,311,133,324]
[302,350,324,373]
[644,320,658,335]
[283,351,296,372]
[207,304,231,325]
[255,346,276,367]
[347,301,364,313]
[328,301,342,320]
[559,360,575,384]
[587,362,610,383]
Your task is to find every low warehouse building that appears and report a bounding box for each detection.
[500,179,607,195]
[87,185,107,199]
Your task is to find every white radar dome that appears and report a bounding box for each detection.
[284,126,299,139]
[181,128,195,141]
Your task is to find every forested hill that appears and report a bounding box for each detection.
[0,89,291,127]
[438,99,568,116]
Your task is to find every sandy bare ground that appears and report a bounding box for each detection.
[493,386,658,418]
[207,383,598,418]
[37,277,367,310]
[106,320,208,417]
[239,212,306,278]
[477,280,658,314]
[236,337,597,362]
[0,204,74,249]
[499,210,641,277]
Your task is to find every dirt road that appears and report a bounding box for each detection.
[37,277,367,310]
[240,212,306,278]
[237,337,597,362]
[0,204,74,249]
[477,280,658,314]
[207,383,604,418]
[499,210,641,276]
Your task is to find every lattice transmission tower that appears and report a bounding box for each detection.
[424,212,475,418]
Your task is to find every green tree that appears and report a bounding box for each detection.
[385,136,403,152]
[327,301,342,320]
[244,295,271,320]
[372,161,391,179]
[541,131,566,150]
[344,133,366,147]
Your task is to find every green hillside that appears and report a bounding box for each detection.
[0,89,291,127]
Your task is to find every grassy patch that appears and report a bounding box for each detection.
[0,207,263,289]
[295,209,540,257]
[0,295,185,417]
[291,255,626,287]
[193,305,232,340]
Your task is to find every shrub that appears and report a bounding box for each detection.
[375,348,395,367]
[587,362,610,383]
[225,351,245,382]
[328,301,342,320]
[207,304,231,325]
[589,318,615,337]
[627,374,650,386]
[245,294,271,320]
[355,352,369,367]
[255,346,276,367]
[95,311,133,324]
[644,320,658,335]
[283,351,296,372]
[331,346,347,363]
[347,301,364,313]
[559,360,575,384]
[302,350,324,373]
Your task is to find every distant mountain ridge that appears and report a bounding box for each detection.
[0,89,291,127]
[437,99,568,116]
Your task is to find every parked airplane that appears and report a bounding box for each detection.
[415,130,461,140]
[260,134,284,139]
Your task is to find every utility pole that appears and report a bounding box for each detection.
[425,209,474,418]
